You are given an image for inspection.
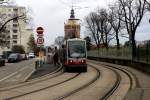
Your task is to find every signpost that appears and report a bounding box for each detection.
[37,37,44,45]
[36,27,44,34]
[36,26,44,68]
[36,26,44,46]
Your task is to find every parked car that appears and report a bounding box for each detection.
[8,53,22,63]
[21,54,28,60]
[0,55,5,66]
[28,53,35,58]
[2,51,12,59]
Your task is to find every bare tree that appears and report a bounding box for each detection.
[146,0,150,9]
[85,12,99,48]
[96,8,113,49]
[85,8,113,49]
[84,36,91,51]
[55,36,64,48]
[0,14,26,47]
[0,0,10,4]
[0,1,30,47]
[108,3,124,50]
[118,0,148,59]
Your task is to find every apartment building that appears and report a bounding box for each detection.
[0,5,33,53]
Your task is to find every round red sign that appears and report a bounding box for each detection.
[36,27,44,34]
[37,37,44,44]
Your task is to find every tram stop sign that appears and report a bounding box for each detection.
[36,27,44,35]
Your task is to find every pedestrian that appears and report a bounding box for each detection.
[53,46,59,66]
[60,45,66,65]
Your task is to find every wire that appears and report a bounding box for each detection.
[58,0,72,8]
[58,0,89,9]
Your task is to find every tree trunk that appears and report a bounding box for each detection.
[101,33,105,45]
[131,33,136,60]
[116,32,120,50]
[105,34,109,50]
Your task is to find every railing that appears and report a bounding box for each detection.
[88,44,150,64]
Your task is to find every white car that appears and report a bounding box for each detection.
[28,53,35,58]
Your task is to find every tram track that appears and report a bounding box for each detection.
[106,65,135,90]
[89,60,136,90]
[101,65,136,100]
[0,63,81,99]
[5,73,81,100]
[59,62,120,100]
[0,64,64,91]
[88,60,136,100]
[55,65,101,100]
[2,65,99,100]
[0,61,136,100]
[100,67,121,100]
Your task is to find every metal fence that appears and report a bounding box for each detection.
[88,41,150,64]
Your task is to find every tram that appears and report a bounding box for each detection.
[64,38,87,72]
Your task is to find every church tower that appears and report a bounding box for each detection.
[64,8,80,39]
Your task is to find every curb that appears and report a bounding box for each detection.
[0,64,63,91]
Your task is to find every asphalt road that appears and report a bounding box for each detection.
[0,59,35,87]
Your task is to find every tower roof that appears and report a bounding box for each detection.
[70,8,75,19]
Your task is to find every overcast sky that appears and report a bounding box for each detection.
[15,0,150,46]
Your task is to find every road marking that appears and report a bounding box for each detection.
[23,68,35,82]
[5,79,17,82]
[0,65,30,82]
[16,74,22,78]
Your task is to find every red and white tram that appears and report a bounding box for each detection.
[64,38,87,72]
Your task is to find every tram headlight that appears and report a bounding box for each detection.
[80,60,86,64]
[68,60,74,64]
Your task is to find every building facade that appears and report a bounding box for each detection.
[0,5,33,53]
[64,9,80,39]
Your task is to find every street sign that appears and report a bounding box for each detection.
[36,27,44,34]
[37,37,44,44]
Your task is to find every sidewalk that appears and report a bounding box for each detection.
[28,63,59,80]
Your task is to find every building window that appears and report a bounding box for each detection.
[13,18,18,22]
[13,8,18,12]
[12,35,17,39]
[8,14,11,17]
[13,24,18,27]
[8,9,11,12]
[13,40,17,44]
[7,25,10,28]
[7,36,10,39]
[7,41,10,44]
[13,29,18,33]
[6,30,10,33]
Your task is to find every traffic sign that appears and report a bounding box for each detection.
[37,37,44,44]
[36,27,44,34]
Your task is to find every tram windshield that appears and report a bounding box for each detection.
[68,41,86,58]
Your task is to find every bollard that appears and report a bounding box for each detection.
[35,60,43,70]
